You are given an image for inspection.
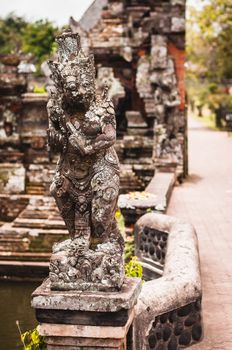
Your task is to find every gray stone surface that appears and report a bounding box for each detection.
[79,0,107,32]
[32,277,142,312]
[38,309,134,338]
[45,336,123,347]
[118,172,176,228]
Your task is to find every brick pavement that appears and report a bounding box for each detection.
[167,117,232,350]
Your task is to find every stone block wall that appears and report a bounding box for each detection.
[0,56,52,199]
[76,0,187,179]
[0,0,187,204]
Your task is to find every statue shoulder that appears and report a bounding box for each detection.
[95,99,116,128]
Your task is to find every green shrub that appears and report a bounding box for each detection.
[33,86,46,94]
[115,208,125,237]
[115,209,135,263]
[124,240,135,263]
[21,327,46,350]
[125,256,143,279]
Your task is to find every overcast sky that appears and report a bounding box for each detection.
[1,0,204,27]
[1,0,94,26]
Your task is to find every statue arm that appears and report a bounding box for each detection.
[80,101,117,155]
[88,123,116,152]
[88,105,117,153]
[67,119,116,156]
[47,114,67,153]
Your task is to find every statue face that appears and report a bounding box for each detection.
[48,32,96,109]
[60,62,95,106]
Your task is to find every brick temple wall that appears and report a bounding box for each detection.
[76,0,187,178]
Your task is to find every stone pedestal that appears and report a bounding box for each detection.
[31,277,142,350]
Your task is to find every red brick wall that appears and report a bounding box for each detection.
[168,42,185,111]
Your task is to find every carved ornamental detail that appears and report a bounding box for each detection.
[47,31,124,291]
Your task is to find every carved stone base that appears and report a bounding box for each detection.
[31,278,142,350]
[49,238,124,291]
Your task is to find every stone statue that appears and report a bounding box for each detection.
[47,31,124,291]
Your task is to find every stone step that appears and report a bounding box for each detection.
[0,259,49,280]
[0,251,51,261]
[0,222,68,253]
[19,210,52,219]
[0,227,68,237]
[27,189,46,195]
[0,239,30,252]
[13,218,66,229]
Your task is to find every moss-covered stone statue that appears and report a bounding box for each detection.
[47,30,124,291]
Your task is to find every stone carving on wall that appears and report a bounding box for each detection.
[136,33,184,167]
[47,30,124,291]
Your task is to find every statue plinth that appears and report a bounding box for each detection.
[32,277,142,349]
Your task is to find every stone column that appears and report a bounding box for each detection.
[31,277,142,350]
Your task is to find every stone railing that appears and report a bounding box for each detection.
[133,213,202,350]
[119,172,176,226]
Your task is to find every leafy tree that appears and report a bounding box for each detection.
[195,0,232,82]
[21,19,58,67]
[0,14,27,53]
[0,14,59,73]
[187,1,232,126]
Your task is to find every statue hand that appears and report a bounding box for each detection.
[69,134,82,149]
[66,121,80,135]
[66,122,87,154]
[66,121,81,148]
[48,127,62,146]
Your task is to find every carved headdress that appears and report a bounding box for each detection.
[48,30,96,102]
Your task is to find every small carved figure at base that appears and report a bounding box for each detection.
[47,30,124,291]
[50,239,124,291]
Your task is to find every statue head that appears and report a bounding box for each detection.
[48,30,96,108]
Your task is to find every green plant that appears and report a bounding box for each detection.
[115,209,136,263]
[20,327,46,350]
[115,208,125,237]
[124,240,135,263]
[33,85,46,94]
[125,256,143,279]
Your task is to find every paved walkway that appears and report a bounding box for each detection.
[167,117,232,350]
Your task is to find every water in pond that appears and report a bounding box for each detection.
[0,280,40,350]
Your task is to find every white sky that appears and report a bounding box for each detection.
[0,0,94,26]
[0,0,204,27]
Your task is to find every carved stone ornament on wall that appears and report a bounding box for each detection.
[47,30,124,291]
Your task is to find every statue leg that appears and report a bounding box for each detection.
[72,202,91,253]
[91,170,123,248]
[50,180,75,238]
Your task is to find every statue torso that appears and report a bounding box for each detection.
[58,106,119,181]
